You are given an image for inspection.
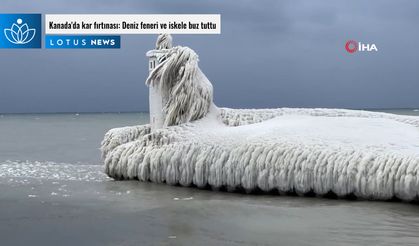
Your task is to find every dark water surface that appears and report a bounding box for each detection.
[0,110,418,246]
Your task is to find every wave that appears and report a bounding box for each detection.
[0,160,109,182]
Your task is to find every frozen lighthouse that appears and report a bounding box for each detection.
[102,35,419,202]
[146,34,173,130]
[145,34,212,130]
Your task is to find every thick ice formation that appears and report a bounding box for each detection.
[146,45,212,126]
[102,35,419,201]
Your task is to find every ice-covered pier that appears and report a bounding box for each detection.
[102,35,419,202]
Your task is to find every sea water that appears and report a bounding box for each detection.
[0,110,418,246]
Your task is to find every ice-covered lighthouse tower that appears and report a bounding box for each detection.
[146,34,173,130]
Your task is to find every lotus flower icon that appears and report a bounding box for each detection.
[4,18,36,44]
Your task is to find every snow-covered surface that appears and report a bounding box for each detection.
[101,35,419,201]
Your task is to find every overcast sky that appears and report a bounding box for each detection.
[1,0,418,113]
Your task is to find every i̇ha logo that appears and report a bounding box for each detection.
[345,40,378,53]
[4,18,36,44]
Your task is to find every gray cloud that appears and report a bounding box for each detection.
[1,0,418,113]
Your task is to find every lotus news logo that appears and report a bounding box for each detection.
[345,40,378,54]
[0,14,41,48]
[4,18,36,44]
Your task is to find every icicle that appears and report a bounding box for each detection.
[156,34,173,50]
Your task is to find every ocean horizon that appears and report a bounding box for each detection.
[1,107,419,115]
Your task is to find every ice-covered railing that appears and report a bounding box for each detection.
[101,125,151,160]
[219,108,419,127]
